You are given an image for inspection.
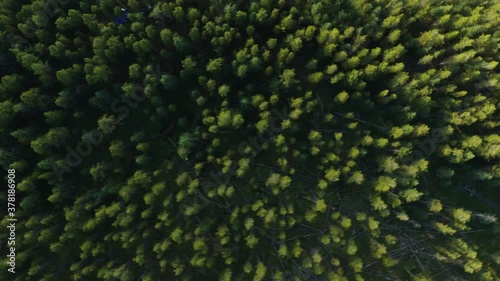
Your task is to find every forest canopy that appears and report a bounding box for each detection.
[1,0,499,280]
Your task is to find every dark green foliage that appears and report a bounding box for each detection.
[1,0,499,281]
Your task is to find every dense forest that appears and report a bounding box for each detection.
[1,0,499,280]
